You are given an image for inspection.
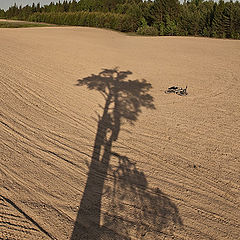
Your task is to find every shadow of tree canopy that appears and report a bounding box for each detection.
[71,68,182,240]
[101,152,183,239]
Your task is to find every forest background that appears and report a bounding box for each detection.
[0,0,239,39]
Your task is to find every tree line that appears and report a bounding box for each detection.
[0,0,239,39]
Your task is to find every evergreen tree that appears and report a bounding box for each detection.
[212,0,225,38]
[0,9,5,18]
[36,3,41,13]
[69,0,78,12]
[164,14,177,35]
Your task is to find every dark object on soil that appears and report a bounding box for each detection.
[165,86,188,96]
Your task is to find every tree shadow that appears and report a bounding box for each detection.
[71,68,182,239]
[101,152,183,239]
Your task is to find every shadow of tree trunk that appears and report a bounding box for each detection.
[71,68,182,240]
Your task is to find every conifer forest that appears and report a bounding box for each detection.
[0,0,240,39]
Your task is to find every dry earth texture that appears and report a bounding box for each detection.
[0,19,53,28]
[0,26,240,240]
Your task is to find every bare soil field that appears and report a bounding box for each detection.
[0,26,240,240]
[0,19,53,28]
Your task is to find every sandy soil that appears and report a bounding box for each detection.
[0,19,23,22]
[0,19,35,23]
[0,27,240,240]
